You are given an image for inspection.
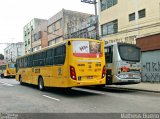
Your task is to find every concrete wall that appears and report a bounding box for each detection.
[141,50,160,82]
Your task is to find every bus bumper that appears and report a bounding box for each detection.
[114,75,141,85]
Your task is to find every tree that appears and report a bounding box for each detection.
[0,54,4,60]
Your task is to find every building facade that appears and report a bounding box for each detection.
[23,18,47,54]
[0,60,5,66]
[98,0,160,44]
[65,15,97,39]
[4,42,25,63]
[31,21,48,52]
[136,34,160,82]
[28,9,95,52]
[47,9,93,46]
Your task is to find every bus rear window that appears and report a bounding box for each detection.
[72,41,102,58]
[8,63,15,68]
[118,45,140,62]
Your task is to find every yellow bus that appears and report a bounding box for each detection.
[16,38,106,90]
[0,63,16,78]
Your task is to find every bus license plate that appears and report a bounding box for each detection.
[87,76,93,79]
[129,74,133,78]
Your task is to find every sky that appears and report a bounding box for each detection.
[0,0,95,54]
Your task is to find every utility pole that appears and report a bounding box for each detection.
[81,0,99,40]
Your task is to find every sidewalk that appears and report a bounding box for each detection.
[106,82,160,93]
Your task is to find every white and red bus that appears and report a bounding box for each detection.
[105,42,141,85]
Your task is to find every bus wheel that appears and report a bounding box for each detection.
[19,76,23,85]
[1,74,4,78]
[38,77,45,91]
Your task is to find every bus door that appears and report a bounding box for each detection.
[105,46,114,84]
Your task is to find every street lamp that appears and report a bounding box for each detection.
[81,0,99,40]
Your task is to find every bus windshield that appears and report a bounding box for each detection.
[118,44,140,62]
[8,63,15,68]
[72,40,102,58]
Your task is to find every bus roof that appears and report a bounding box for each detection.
[16,38,102,59]
[105,42,140,49]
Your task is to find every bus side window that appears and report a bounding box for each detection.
[39,52,45,66]
[105,46,113,63]
[46,48,54,65]
[54,45,66,65]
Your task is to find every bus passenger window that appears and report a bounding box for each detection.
[105,46,113,63]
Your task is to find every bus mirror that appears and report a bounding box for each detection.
[68,41,71,45]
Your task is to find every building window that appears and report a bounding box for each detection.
[100,0,117,11]
[24,31,27,36]
[48,39,56,46]
[33,31,41,41]
[55,37,63,43]
[32,45,41,52]
[28,40,30,45]
[101,19,118,36]
[129,13,135,21]
[48,24,55,33]
[31,26,33,31]
[55,19,62,31]
[138,9,146,19]
[47,19,62,33]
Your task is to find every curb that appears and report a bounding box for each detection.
[105,86,160,93]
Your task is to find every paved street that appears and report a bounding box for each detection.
[0,78,160,113]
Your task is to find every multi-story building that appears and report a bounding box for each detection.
[4,42,25,62]
[66,15,98,39]
[23,18,47,54]
[98,0,160,44]
[47,9,93,46]
[31,21,48,52]
[0,60,5,66]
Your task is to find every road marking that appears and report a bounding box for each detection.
[42,95,60,101]
[73,88,105,95]
[0,81,14,86]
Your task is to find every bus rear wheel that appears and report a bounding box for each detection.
[38,77,45,91]
[1,74,4,78]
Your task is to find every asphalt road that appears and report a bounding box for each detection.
[0,78,160,113]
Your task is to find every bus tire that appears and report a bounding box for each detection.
[19,76,23,85]
[1,74,4,78]
[38,77,45,91]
